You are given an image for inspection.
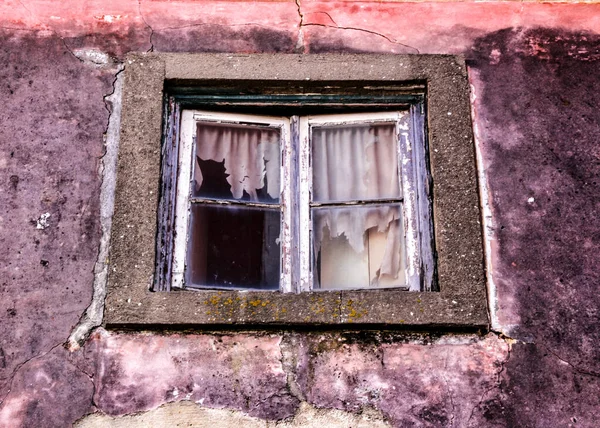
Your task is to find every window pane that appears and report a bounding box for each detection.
[311,123,400,203]
[312,204,406,290]
[187,204,280,290]
[193,123,280,203]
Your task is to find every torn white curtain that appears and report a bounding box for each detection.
[194,123,280,200]
[311,124,400,202]
[312,124,404,281]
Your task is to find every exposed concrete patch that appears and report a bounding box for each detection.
[67,64,124,350]
[279,334,306,402]
[280,402,389,427]
[76,401,266,428]
[75,400,390,428]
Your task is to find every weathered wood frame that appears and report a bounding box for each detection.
[171,110,432,294]
[105,53,488,329]
[299,111,429,293]
[172,111,292,292]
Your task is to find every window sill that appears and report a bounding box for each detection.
[106,288,487,328]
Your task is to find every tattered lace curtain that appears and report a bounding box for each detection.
[191,122,404,288]
[193,124,280,200]
[312,124,404,286]
[192,123,281,289]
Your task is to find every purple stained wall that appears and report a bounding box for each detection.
[1,1,600,427]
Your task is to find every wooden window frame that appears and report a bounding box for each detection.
[171,110,434,294]
[105,53,489,329]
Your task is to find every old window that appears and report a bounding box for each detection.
[169,110,435,294]
[105,53,488,328]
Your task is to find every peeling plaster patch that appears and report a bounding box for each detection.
[279,334,306,402]
[72,49,114,67]
[67,64,124,351]
[35,212,50,229]
[93,15,124,24]
[75,401,390,428]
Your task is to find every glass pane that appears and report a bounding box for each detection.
[312,123,400,203]
[187,204,280,290]
[193,122,280,203]
[312,204,406,290]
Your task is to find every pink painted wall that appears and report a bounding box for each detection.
[1,1,599,426]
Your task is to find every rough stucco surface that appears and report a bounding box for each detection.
[93,332,299,419]
[469,27,600,426]
[0,29,111,424]
[1,1,600,427]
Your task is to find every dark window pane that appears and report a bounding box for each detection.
[187,204,280,290]
[312,123,400,203]
[193,123,280,203]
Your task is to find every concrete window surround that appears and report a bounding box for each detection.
[105,53,488,328]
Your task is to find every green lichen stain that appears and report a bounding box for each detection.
[309,296,327,315]
[345,299,368,323]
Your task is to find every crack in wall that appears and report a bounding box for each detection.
[150,22,276,32]
[56,34,85,63]
[295,0,305,53]
[15,0,33,19]
[441,352,455,428]
[0,343,62,407]
[67,66,124,351]
[301,23,420,54]
[64,356,98,411]
[312,11,338,27]
[2,1,87,66]
[138,0,155,52]
[466,337,512,425]
[541,345,600,379]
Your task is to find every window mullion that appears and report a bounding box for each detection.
[298,116,312,292]
[280,117,293,293]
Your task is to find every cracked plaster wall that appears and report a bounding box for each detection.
[1,1,600,427]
